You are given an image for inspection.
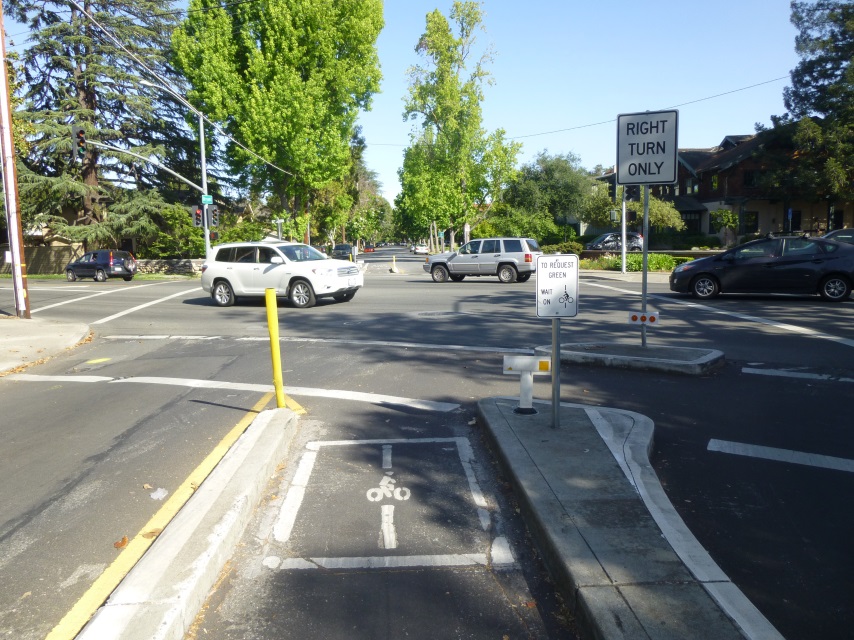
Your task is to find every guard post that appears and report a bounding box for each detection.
[503,355,551,414]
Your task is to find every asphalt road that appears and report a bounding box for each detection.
[1,246,852,639]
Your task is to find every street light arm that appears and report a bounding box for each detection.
[89,140,203,192]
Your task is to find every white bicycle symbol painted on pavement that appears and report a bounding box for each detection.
[366,473,411,502]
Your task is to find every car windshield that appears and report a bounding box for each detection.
[278,244,326,262]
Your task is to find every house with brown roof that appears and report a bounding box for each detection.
[655,134,852,241]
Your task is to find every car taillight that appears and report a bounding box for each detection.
[201,264,208,273]
[524,253,532,263]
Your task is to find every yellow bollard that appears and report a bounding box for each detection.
[265,288,286,408]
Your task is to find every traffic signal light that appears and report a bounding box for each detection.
[608,180,616,202]
[209,207,219,227]
[71,126,85,161]
[194,207,203,227]
[625,185,640,201]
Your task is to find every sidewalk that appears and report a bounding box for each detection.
[0,314,90,375]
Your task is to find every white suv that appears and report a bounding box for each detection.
[201,241,363,308]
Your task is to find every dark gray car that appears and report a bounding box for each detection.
[585,232,644,252]
[65,250,137,282]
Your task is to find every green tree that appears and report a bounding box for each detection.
[400,1,519,246]
[7,0,196,247]
[761,1,854,204]
[709,208,739,247]
[583,185,685,231]
[501,152,590,242]
[172,0,384,219]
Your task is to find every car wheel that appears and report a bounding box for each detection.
[517,273,531,283]
[333,291,356,302]
[66,269,77,282]
[819,275,851,301]
[497,264,518,283]
[629,246,642,252]
[691,274,720,299]
[122,276,133,282]
[94,269,107,282]
[449,274,465,282]
[289,280,316,308]
[431,265,449,283]
[212,280,236,307]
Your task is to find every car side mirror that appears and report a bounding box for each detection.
[270,256,284,264]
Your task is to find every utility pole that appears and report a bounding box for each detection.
[0,1,30,318]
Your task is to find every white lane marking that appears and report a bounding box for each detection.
[490,536,514,565]
[708,439,854,473]
[92,288,200,324]
[583,281,854,349]
[742,367,854,384]
[273,451,317,543]
[6,374,459,412]
[381,505,397,549]
[276,553,490,570]
[382,444,392,469]
[103,334,534,355]
[30,282,171,314]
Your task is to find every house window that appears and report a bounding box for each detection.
[739,211,759,235]
[711,174,719,191]
[743,170,757,187]
[681,212,701,234]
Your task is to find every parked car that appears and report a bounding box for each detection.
[584,232,644,252]
[331,243,354,260]
[413,244,429,255]
[200,241,363,308]
[823,229,854,245]
[423,237,542,283]
[669,234,854,301]
[364,244,375,253]
[65,249,137,282]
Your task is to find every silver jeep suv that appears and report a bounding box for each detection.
[423,237,542,283]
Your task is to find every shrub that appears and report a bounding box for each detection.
[581,252,677,272]
[540,240,584,255]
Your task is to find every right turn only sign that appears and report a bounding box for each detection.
[536,254,578,317]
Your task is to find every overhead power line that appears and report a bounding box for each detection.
[64,0,292,177]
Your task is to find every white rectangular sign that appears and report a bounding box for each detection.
[536,254,578,318]
[616,109,678,185]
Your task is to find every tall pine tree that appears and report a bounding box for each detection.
[7,0,198,248]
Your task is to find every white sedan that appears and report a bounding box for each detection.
[413,244,429,255]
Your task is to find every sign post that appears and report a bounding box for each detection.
[616,110,678,347]
[536,254,579,428]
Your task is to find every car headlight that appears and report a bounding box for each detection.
[673,262,695,274]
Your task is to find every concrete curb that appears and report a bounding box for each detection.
[77,408,299,640]
[536,343,725,375]
[478,397,783,640]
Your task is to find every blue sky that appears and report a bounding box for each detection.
[358,1,801,203]
[3,1,801,205]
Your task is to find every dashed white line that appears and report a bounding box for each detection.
[742,367,854,383]
[708,439,854,473]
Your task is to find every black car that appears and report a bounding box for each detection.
[669,235,854,301]
[331,243,354,260]
[65,250,137,282]
[823,229,854,245]
[585,232,644,252]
